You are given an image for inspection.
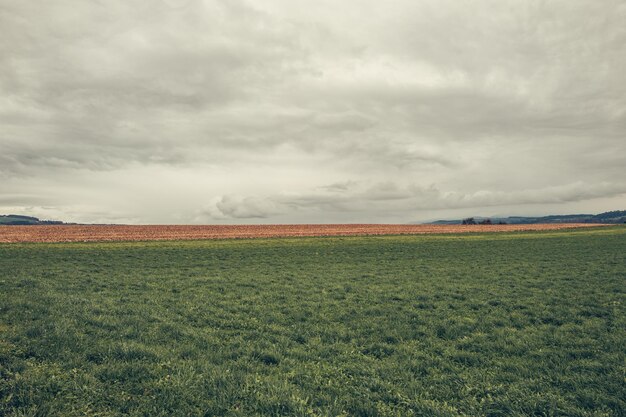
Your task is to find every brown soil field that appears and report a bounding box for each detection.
[0,223,610,243]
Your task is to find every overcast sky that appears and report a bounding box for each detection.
[1,0,625,224]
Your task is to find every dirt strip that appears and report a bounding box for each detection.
[0,223,611,243]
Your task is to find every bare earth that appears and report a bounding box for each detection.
[0,223,610,243]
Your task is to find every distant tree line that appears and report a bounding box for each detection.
[462,218,506,225]
[0,215,64,225]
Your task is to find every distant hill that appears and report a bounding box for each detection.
[430,210,626,225]
[0,215,65,225]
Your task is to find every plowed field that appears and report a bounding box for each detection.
[0,223,608,243]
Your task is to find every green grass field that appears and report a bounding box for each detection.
[1,227,625,416]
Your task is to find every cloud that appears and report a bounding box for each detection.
[211,195,286,219]
[1,0,625,222]
[199,181,626,220]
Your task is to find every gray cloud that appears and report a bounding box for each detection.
[1,0,625,223]
[200,181,626,221]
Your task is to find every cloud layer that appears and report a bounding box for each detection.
[1,0,625,223]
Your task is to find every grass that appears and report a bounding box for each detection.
[0,226,625,416]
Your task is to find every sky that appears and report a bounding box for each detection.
[1,0,625,224]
